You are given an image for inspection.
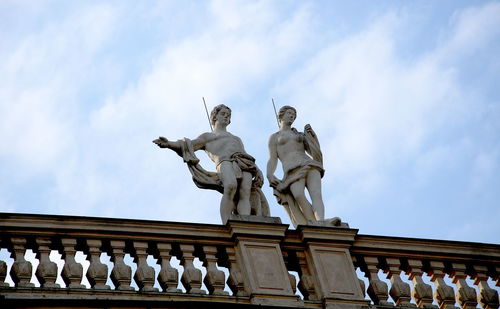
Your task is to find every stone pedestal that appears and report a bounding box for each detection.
[298,226,369,309]
[228,219,304,307]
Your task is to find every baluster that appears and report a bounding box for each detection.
[85,239,110,290]
[352,256,367,299]
[9,237,34,287]
[131,241,158,292]
[449,263,477,309]
[495,267,500,287]
[156,243,180,293]
[201,245,228,295]
[296,251,317,300]
[179,244,205,294]
[109,240,133,291]
[283,251,297,294]
[470,265,499,309]
[363,256,392,305]
[34,237,59,288]
[428,261,458,309]
[61,238,84,289]
[0,257,8,287]
[406,259,436,308]
[289,272,297,295]
[384,257,415,307]
[225,247,246,296]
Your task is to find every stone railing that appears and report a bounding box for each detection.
[0,212,499,309]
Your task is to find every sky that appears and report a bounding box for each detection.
[1,0,499,245]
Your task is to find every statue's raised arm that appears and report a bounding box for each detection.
[266,105,343,227]
[154,104,269,224]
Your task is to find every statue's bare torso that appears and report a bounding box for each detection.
[194,131,246,167]
[270,130,308,173]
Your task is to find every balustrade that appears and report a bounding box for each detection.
[0,213,498,309]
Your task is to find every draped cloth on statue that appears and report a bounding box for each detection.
[175,138,270,216]
[272,128,324,226]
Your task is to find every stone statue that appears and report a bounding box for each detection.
[154,104,269,224]
[267,105,342,227]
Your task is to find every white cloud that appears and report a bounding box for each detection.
[0,3,121,174]
[442,2,500,58]
[276,12,460,178]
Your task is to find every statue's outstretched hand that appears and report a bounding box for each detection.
[153,136,169,148]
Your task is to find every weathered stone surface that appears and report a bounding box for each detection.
[298,226,367,309]
[225,247,247,296]
[471,265,499,309]
[156,243,181,293]
[61,238,85,289]
[428,261,458,309]
[132,241,158,292]
[229,214,281,224]
[363,256,392,306]
[10,237,34,288]
[85,239,110,290]
[384,257,415,307]
[0,259,9,286]
[109,240,133,291]
[35,237,60,288]
[450,263,477,309]
[202,245,228,296]
[1,212,500,309]
[179,244,205,294]
[296,251,317,300]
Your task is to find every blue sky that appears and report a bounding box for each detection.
[1,0,499,244]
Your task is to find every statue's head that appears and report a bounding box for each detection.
[278,105,297,123]
[210,104,232,126]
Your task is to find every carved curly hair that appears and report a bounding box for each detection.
[210,104,231,126]
[278,105,297,121]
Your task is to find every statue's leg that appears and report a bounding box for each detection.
[290,179,316,221]
[305,169,325,221]
[219,162,238,223]
[237,172,252,216]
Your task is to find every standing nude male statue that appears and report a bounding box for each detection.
[154,104,269,223]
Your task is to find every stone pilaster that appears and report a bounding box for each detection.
[298,226,369,309]
[228,219,302,307]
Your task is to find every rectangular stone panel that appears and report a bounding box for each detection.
[237,241,294,296]
[308,245,364,299]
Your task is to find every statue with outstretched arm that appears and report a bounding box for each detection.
[154,104,269,223]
